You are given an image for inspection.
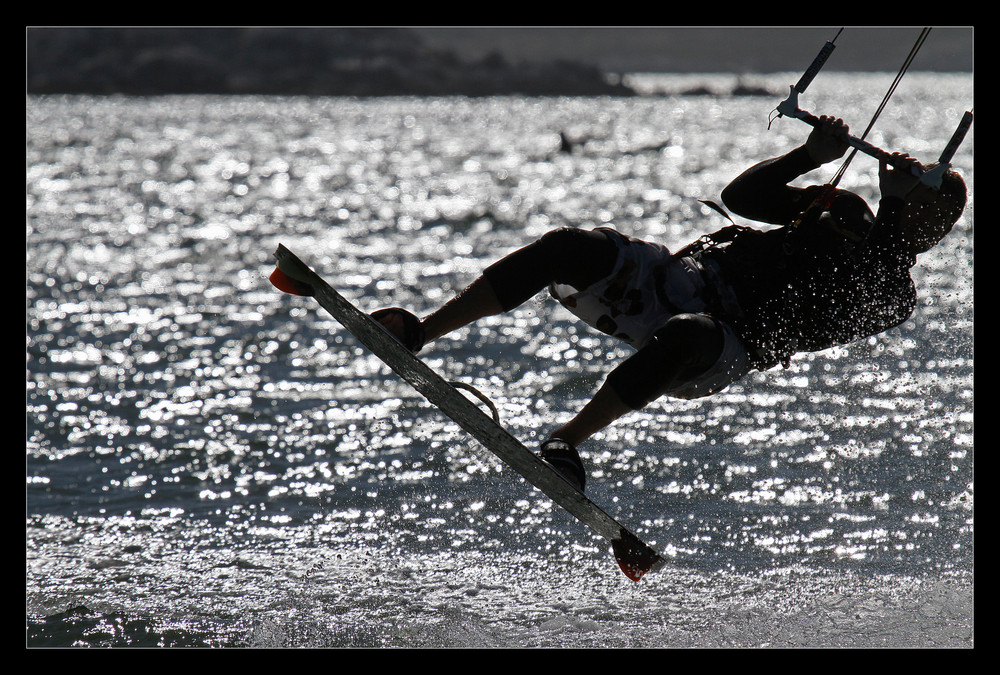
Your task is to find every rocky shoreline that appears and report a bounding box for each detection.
[26,27,636,97]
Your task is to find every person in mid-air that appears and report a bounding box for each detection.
[372,116,967,492]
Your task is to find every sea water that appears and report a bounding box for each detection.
[26,73,973,647]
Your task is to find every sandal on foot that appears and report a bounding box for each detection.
[539,439,586,492]
[371,307,425,353]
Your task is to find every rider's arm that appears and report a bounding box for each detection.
[720,146,822,225]
[721,116,851,225]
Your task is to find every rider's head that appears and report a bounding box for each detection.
[899,165,967,255]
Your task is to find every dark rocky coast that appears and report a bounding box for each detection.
[26,27,636,97]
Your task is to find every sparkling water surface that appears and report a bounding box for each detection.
[26,74,973,647]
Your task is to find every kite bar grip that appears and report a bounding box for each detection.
[919,109,973,189]
[793,107,897,163]
[778,99,972,188]
[794,39,838,93]
[784,103,925,177]
[937,109,973,165]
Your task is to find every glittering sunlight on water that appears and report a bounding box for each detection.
[27,75,972,646]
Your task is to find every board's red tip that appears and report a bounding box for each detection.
[269,267,314,296]
[612,535,662,582]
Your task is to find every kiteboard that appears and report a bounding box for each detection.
[269,243,665,581]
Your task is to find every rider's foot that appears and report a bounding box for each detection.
[538,439,586,492]
[371,307,425,353]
